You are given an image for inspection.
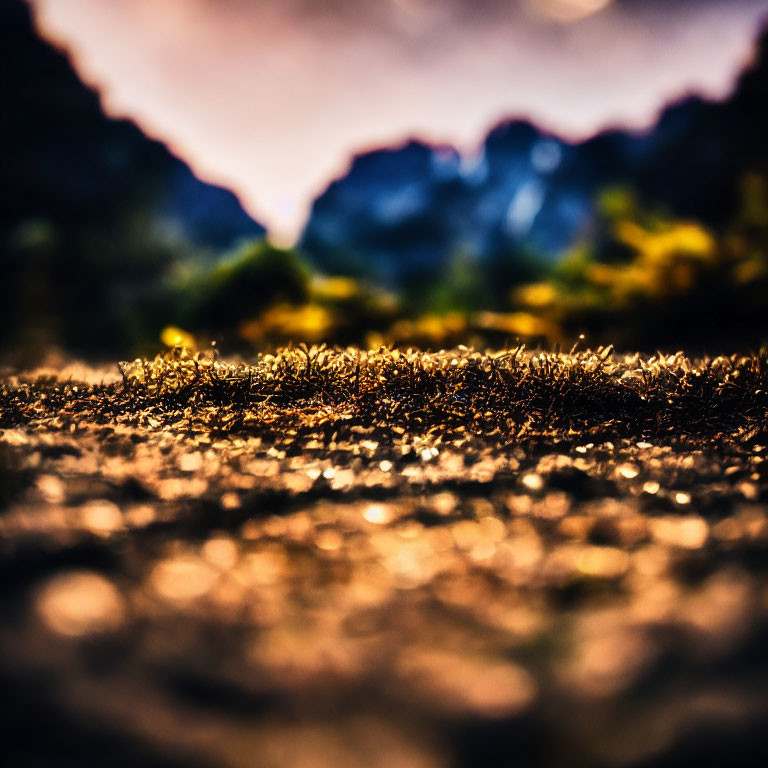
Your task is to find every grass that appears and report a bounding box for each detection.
[2,345,768,768]
[2,344,767,444]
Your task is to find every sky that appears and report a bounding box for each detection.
[29,0,768,241]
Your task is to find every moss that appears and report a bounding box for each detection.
[2,345,766,445]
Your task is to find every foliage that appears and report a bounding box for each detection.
[1,213,182,363]
[176,239,310,335]
[5,176,768,362]
[4,344,756,444]
[511,183,768,351]
[416,245,544,316]
[232,272,398,348]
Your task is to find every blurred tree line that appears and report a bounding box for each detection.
[123,173,768,354]
[4,180,768,360]
[511,177,768,350]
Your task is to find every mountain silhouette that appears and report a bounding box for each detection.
[1,0,264,356]
[301,24,768,288]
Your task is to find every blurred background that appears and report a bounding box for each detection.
[3,0,768,362]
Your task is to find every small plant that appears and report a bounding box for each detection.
[3,345,766,445]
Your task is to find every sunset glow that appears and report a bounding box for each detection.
[30,0,768,240]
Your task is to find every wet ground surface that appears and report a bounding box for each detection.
[2,352,768,767]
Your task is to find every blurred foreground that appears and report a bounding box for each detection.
[1,347,768,767]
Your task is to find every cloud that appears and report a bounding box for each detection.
[31,0,768,240]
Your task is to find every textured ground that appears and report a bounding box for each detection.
[1,346,768,767]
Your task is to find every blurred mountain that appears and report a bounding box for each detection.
[301,25,768,288]
[1,0,264,357]
[1,0,264,249]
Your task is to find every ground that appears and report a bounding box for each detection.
[1,346,768,767]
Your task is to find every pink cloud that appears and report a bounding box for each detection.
[30,0,768,240]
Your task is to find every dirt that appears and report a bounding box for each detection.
[1,348,768,767]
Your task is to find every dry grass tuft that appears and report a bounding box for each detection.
[1,344,766,444]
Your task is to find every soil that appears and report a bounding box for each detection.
[1,347,768,768]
